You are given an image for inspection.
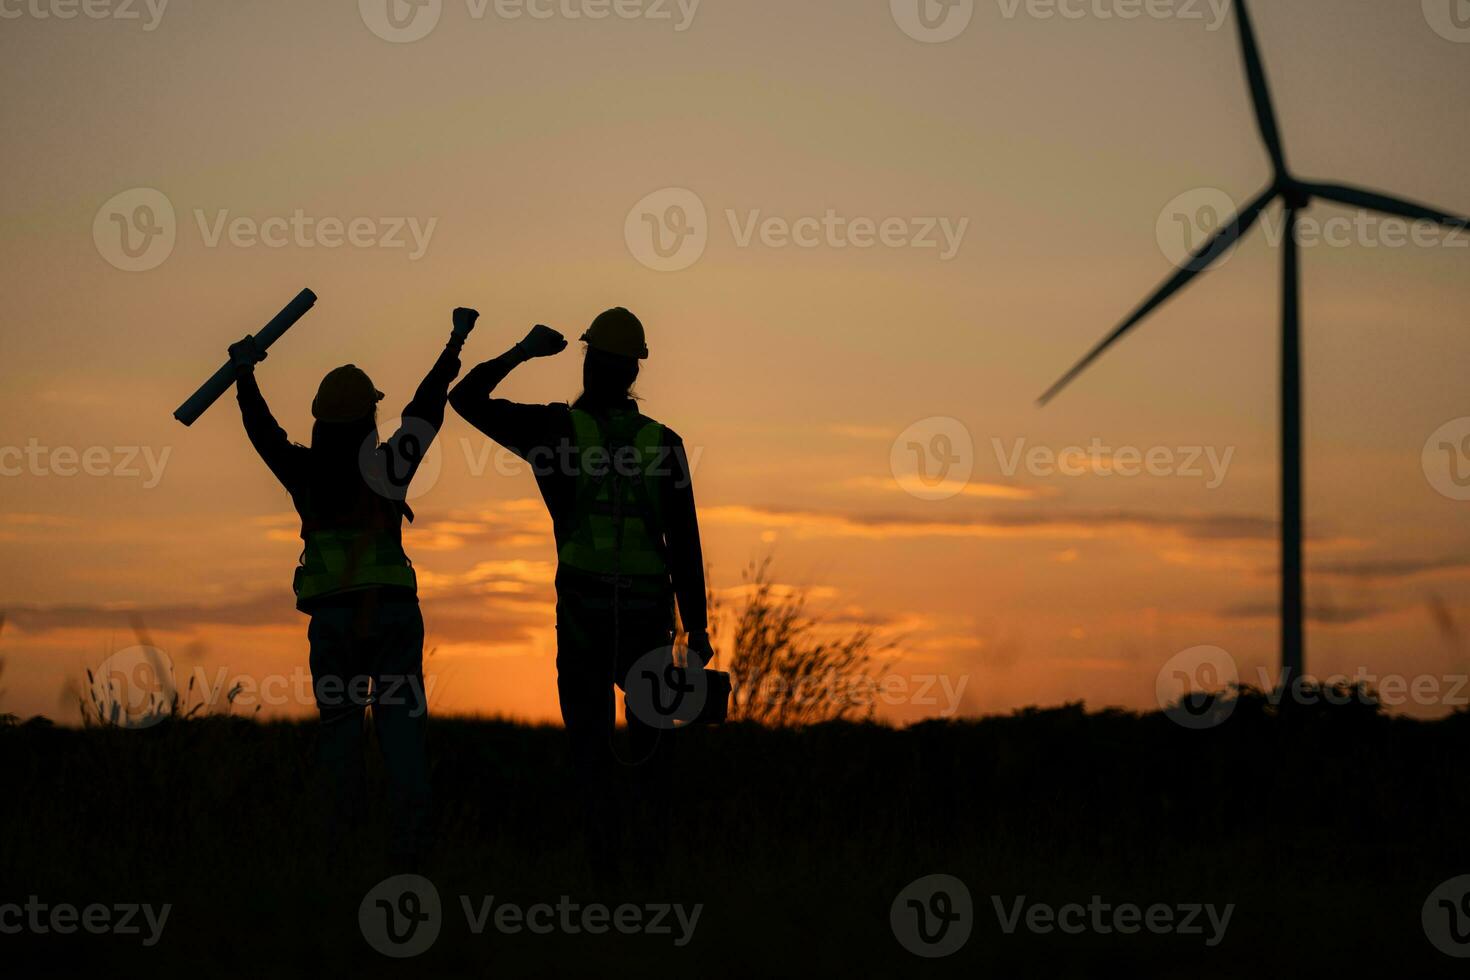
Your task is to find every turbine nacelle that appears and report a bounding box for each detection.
[1278,179,1310,212]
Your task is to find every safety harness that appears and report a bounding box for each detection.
[292,480,416,610]
[557,409,671,579]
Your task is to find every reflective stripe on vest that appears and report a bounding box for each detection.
[557,409,669,577]
[293,528,417,605]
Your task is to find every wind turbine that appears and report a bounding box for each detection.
[1037,0,1468,685]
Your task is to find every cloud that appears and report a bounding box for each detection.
[1217,601,1390,627]
[5,503,559,639]
[846,475,1055,501]
[826,425,895,441]
[258,501,552,553]
[2,513,77,527]
[4,590,548,652]
[0,513,79,542]
[3,594,297,635]
[703,503,1284,543]
[420,605,547,648]
[407,503,551,552]
[1426,594,1461,643]
[1313,556,1470,582]
[712,581,839,604]
[1157,549,1267,574]
[417,559,556,599]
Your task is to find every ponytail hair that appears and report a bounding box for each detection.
[573,345,640,413]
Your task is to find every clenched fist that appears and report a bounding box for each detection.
[517,324,568,359]
[452,307,480,339]
[228,335,267,375]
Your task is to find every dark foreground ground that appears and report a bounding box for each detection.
[3,693,1469,977]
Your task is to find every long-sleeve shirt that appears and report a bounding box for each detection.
[449,353,708,633]
[236,341,463,536]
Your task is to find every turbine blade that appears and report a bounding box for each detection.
[1038,187,1277,406]
[1303,181,1470,229]
[1234,0,1287,176]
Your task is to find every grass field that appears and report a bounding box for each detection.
[3,692,1469,977]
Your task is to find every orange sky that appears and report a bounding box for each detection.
[2,0,1469,725]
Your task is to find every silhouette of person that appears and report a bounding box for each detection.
[449,307,710,879]
[228,308,472,869]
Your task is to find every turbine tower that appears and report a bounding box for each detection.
[1038,0,1468,685]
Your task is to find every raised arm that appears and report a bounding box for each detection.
[448,323,569,457]
[381,310,471,488]
[230,335,305,491]
[397,332,465,431]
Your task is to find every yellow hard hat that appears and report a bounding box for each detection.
[312,365,384,423]
[581,307,648,360]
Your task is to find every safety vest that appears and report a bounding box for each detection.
[558,409,670,578]
[293,528,417,607]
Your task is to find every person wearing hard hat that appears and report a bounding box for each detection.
[227,307,476,869]
[449,307,711,876]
